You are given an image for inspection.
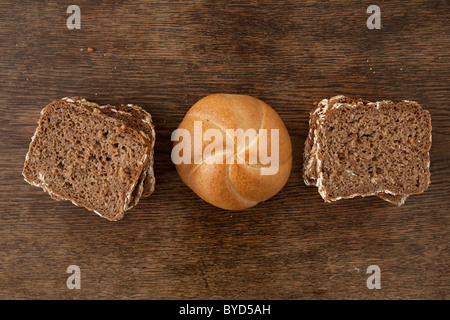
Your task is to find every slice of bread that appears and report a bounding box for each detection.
[303,96,408,205]
[23,98,154,221]
[303,95,431,205]
[63,97,156,197]
[60,98,155,208]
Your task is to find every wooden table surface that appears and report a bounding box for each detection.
[0,0,449,300]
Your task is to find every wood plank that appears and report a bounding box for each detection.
[0,0,449,299]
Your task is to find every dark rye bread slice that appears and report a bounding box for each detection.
[63,97,156,197]
[58,98,153,208]
[303,96,409,205]
[306,96,431,203]
[23,99,152,221]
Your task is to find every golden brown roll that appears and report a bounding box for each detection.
[173,93,292,210]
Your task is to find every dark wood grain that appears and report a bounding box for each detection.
[0,0,449,300]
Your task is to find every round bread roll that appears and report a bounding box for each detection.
[173,93,292,210]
